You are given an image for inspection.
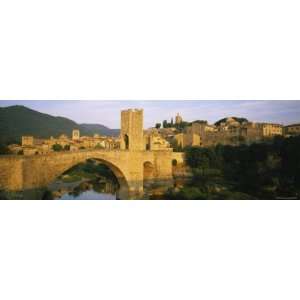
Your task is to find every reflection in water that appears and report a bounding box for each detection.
[46,159,175,200]
[58,189,116,200]
[47,159,121,200]
[55,180,118,200]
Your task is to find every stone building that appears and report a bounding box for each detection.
[256,123,283,137]
[21,136,34,146]
[172,121,215,148]
[157,127,177,140]
[186,121,217,136]
[174,132,201,148]
[170,117,284,148]
[20,136,51,155]
[144,128,171,150]
[284,123,300,136]
[204,122,282,146]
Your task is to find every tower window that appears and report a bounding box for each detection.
[124,134,129,150]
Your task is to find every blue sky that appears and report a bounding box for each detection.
[0,100,299,128]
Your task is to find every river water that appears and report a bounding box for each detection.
[51,179,119,200]
[57,190,117,200]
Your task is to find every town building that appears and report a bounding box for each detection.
[169,117,284,148]
[256,123,283,137]
[144,128,171,150]
[174,132,201,148]
[16,130,120,155]
[284,123,300,136]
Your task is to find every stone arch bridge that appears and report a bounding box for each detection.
[0,149,184,199]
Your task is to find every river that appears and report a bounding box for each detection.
[49,177,119,200]
[57,189,117,200]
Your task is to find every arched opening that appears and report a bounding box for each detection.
[172,159,178,175]
[44,158,129,200]
[143,161,154,189]
[124,134,129,150]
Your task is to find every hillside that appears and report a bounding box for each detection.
[0,105,119,144]
[80,124,119,137]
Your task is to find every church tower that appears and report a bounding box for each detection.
[120,109,144,151]
[72,129,80,140]
[175,113,183,124]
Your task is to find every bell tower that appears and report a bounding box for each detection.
[120,109,144,151]
[72,129,80,140]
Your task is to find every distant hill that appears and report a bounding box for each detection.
[0,105,119,145]
[80,124,119,137]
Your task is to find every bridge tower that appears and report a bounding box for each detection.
[120,109,144,151]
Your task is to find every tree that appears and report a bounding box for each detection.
[0,190,8,200]
[95,143,104,149]
[185,146,215,169]
[64,144,70,151]
[174,121,190,132]
[163,120,168,128]
[52,144,63,151]
[155,123,161,129]
[214,117,248,126]
[171,118,174,126]
[167,135,300,199]
[0,144,12,155]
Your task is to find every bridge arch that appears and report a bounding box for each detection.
[14,151,135,199]
[49,156,130,199]
[143,161,154,185]
[0,149,180,199]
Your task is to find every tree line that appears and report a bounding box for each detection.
[165,135,300,199]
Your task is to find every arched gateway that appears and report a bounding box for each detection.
[0,109,185,199]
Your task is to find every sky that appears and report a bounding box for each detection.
[0,100,300,128]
